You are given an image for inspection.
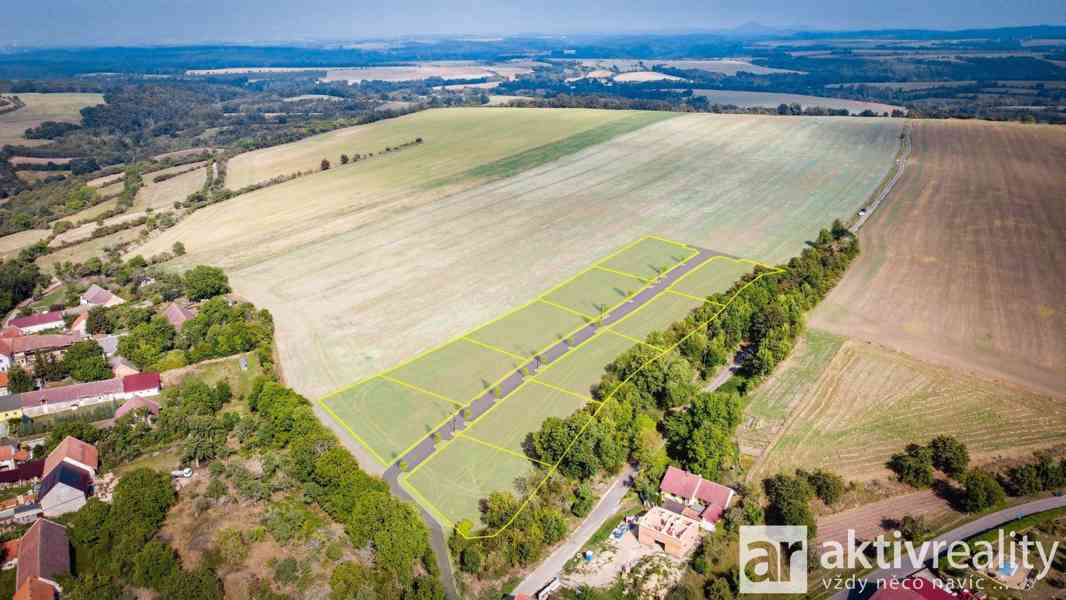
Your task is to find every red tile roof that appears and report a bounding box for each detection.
[12,577,57,600]
[0,445,15,461]
[0,372,7,388]
[15,519,69,590]
[659,466,734,524]
[43,436,98,477]
[20,378,122,408]
[123,372,161,393]
[114,395,161,419]
[9,312,64,330]
[1,326,21,338]
[869,579,961,600]
[0,334,80,357]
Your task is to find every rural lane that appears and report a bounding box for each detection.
[513,464,637,596]
[829,496,1066,600]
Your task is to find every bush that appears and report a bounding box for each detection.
[183,265,230,300]
[929,435,969,477]
[959,469,1006,513]
[888,444,935,488]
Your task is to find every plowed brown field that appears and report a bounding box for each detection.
[811,120,1066,398]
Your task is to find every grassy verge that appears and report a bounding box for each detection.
[966,507,1066,545]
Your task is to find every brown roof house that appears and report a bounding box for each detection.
[0,333,81,372]
[12,577,57,600]
[163,302,196,330]
[43,436,99,480]
[79,284,125,308]
[637,506,702,558]
[658,466,735,531]
[15,519,69,597]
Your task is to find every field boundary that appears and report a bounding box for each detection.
[400,249,784,539]
[317,235,699,469]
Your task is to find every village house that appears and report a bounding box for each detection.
[43,436,98,480]
[19,372,162,418]
[38,462,92,517]
[109,355,139,377]
[8,312,64,336]
[0,390,19,424]
[113,395,160,424]
[163,301,195,330]
[657,466,735,531]
[0,444,30,470]
[0,333,81,372]
[14,518,69,599]
[79,284,125,308]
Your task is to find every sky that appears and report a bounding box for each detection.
[3,0,1065,46]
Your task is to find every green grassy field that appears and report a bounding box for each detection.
[388,339,522,404]
[672,256,756,298]
[322,377,458,465]
[404,436,540,528]
[609,292,704,342]
[463,382,588,455]
[0,93,104,147]
[136,108,901,403]
[466,301,588,359]
[599,237,696,279]
[535,331,635,398]
[542,268,644,319]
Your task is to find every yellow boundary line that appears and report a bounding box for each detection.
[405,255,786,540]
[604,328,665,350]
[666,289,714,303]
[528,378,598,404]
[593,265,649,283]
[379,375,466,408]
[455,432,555,468]
[540,299,597,321]
[317,236,723,487]
[461,337,530,363]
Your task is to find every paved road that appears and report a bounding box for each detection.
[513,464,637,596]
[829,496,1066,600]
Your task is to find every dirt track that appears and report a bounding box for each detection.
[812,120,1066,398]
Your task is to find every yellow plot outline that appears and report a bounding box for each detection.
[316,235,697,469]
[402,250,784,538]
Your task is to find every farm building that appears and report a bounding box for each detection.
[19,372,161,417]
[163,302,195,330]
[0,334,81,371]
[658,466,734,531]
[14,518,69,598]
[8,312,64,336]
[37,462,92,517]
[637,506,701,558]
[79,284,124,308]
[43,436,98,479]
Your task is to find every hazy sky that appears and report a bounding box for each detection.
[4,0,1065,46]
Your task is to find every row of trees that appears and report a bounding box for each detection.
[889,436,1066,514]
[455,222,861,578]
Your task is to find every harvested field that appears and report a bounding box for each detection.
[0,229,50,259]
[574,58,801,76]
[152,147,213,161]
[319,62,531,83]
[810,120,1066,398]
[224,107,658,190]
[50,211,146,246]
[0,93,103,147]
[16,170,68,184]
[65,198,120,223]
[87,172,124,188]
[39,227,142,268]
[692,89,903,114]
[827,81,975,90]
[134,165,207,211]
[8,156,73,165]
[136,109,901,400]
[614,71,685,82]
[746,330,1066,482]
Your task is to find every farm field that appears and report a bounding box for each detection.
[0,93,104,147]
[744,330,1066,482]
[135,108,902,401]
[692,90,903,114]
[50,211,146,247]
[317,236,693,470]
[810,120,1066,398]
[0,229,50,258]
[572,58,802,76]
[134,164,207,211]
[613,71,685,82]
[40,227,142,268]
